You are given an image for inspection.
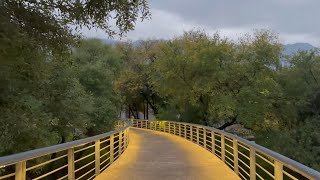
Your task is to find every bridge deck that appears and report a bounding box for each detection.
[95,128,240,180]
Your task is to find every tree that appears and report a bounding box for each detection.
[71,39,122,135]
[0,0,150,154]
[149,30,283,130]
[255,50,320,171]
[115,40,164,119]
[1,0,150,51]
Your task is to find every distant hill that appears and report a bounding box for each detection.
[100,39,166,47]
[283,43,317,55]
[101,39,118,46]
[100,39,318,56]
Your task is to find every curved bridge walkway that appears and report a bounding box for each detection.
[96,128,239,180]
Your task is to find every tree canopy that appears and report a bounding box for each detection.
[114,30,320,170]
[0,0,150,155]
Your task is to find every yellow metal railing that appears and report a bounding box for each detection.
[1,119,319,180]
[0,121,131,180]
[131,119,320,180]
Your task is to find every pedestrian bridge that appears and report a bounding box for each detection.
[0,120,319,180]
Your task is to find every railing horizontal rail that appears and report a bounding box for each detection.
[0,120,131,180]
[0,125,129,167]
[1,119,319,180]
[132,119,320,180]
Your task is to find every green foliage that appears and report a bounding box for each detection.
[72,39,122,135]
[256,117,320,171]
[114,40,164,119]
[1,0,150,50]
[1,0,147,155]
[255,50,320,171]
[116,30,319,170]
[0,38,123,155]
[149,30,283,128]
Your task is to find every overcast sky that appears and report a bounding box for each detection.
[81,0,319,46]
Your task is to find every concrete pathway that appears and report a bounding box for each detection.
[95,128,240,180]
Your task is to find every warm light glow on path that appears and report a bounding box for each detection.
[95,128,240,180]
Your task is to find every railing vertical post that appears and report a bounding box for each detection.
[119,131,123,155]
[233,139,239,175]
[196,127,199,145]
[123,130,127,150]
[157,122,159,131]
[211,131,215,154]
[178,123,181,137]
[95,140,100,176]
[250,147,256,180]
[126,129,129,147]
[168,122,171,133]
[203,128,207,149]
[275,160,283,180]
[67,148,75,180]
[184,124,187,138]
[190,126,193,142]
[173,123,176,135]
[221,134,225,162]
[15,161,26,180]
[110,135,114,164]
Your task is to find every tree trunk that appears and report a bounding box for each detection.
[217,117,237,130]
[146,102,149,119]
[141,93,158,114]
[143,101,146,120]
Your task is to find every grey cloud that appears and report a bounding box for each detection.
[82,0,320,46]
[149,0,319,37]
